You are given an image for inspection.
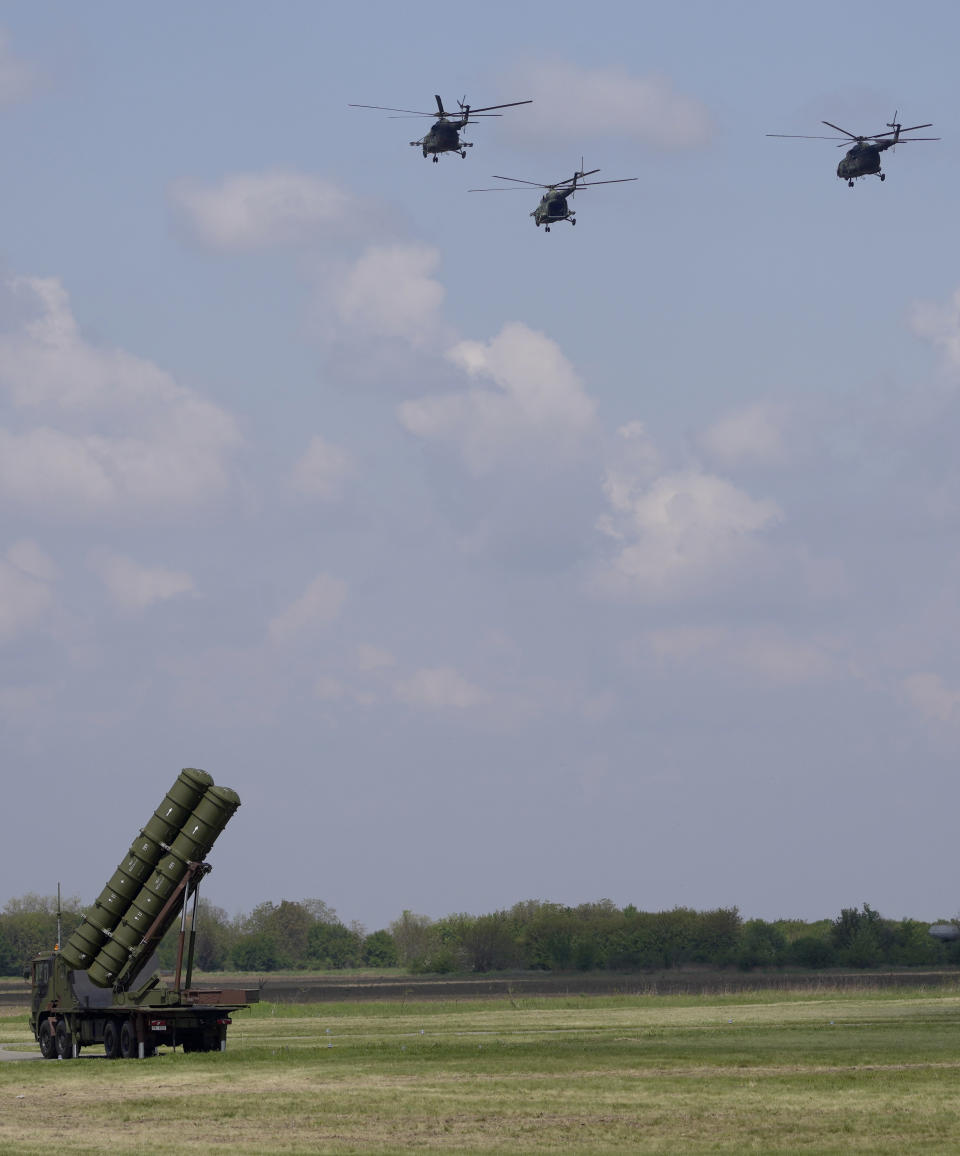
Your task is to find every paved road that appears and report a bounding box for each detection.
[0,1045,42,1062]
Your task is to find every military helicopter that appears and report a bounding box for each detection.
[767,113,938,186]
[348,94,531,161]
[469,162,638,231]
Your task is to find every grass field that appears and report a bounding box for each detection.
[4,985,960,1153]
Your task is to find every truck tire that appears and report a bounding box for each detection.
[103,1020,120,1060]
[119,1019,137,1060]
[38,1020,57,1060]
[55,1019,75,1060]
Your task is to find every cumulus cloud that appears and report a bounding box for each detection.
[910,288,960,371]
[87,550,195,611]
[0,30,38,107]
[698,403,787,469]
[332,243,446,346]
[902,672,960,722]
[596,467,782,599]
[268,573,347,645]
[394,666,487,709]
[0,276,241,516]
[503,61,712,149]
[290,435,353,501]
[0,540,56,641]
[399,322,596,472]
[170,171,358,251]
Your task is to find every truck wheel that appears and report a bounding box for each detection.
[119,1020,137,1060]
[55,1019,74,1060]
[103,1020,120,1059]
[38,1020,57,1059]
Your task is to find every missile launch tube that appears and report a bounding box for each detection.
[59,768,214,974]
[84,779,242,989]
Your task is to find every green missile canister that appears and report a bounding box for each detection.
[171,786,242,863]
[84,778,241,989]
[60,768,214,977]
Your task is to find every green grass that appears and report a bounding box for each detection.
[4,988,960,1152]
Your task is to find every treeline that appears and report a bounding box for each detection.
[2,895,958,976]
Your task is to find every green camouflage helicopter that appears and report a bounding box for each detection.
[469,163,638,231]
[767,113,938,186]
[348,94,531,162]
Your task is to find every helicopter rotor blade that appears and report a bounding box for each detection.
[468,187,539,193]
[435,94,446,117]
[489,175,552,186]
[348,104,436,116]
[822,120,861,139]
[462,100,533,113]
[766,133,852,140]
[576,178,639,187]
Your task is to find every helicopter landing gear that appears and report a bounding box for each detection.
[432,155,439,163]
[848,179,854,187]
[571,217,576,226]
[880,172,885,181]
[461,151,467,158]
[545,225,550,232]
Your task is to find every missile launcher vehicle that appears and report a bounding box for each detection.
[30,769,258,1059]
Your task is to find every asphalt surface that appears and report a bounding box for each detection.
[0,1045,41,1062]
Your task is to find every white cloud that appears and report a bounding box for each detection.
[399,322,596,472]
[0,541,56,641]
[910,288,960,371]
[698,403,787,469]
[596,467,782,599]
[602,422,663,513]
[268,573,348,645]
[503,61,712,149]
[170,171,357,251]
[394,666,487,709]
[6,539,57,583]
[0,276,241,516]
[902,672,960,722]
[87,550,195,611]
[333,244,446,346]
[290,435,353,501]
[0,31,38,107]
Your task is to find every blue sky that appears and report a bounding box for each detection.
[2,1,960,932]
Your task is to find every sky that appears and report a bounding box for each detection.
[2,0,960,933]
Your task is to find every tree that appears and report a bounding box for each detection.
[1,893,85,968]
[736,920,787,970]
[241,900,315,967]
[231,932,281,971]
[191,900,235,971]
[830,904,890,968]
[458,912,520,972]
[308,921,363,968]
[388,910,438,969]
[362,930,398,967]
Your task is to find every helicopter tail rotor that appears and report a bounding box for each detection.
[887,110,901,148]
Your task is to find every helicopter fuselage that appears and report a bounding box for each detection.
[413,118,471,160]
[532,189,574,229]
[837,139,894,182]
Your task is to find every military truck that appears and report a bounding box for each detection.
[30,768,257,1059]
